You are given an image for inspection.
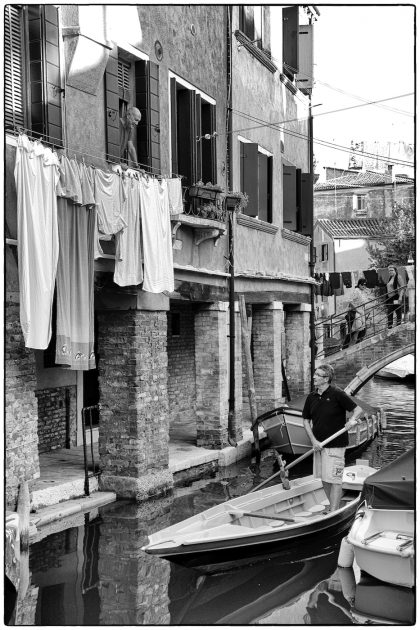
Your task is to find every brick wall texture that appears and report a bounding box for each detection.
[5,299,40,509]
[252,306,284,414]
[284,310,311,398]
[97,309,172,497]
[167,305,196,425]
[36,386,77,452]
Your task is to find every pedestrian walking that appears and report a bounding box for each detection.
[386,265,406,327]
[302,364,363,512]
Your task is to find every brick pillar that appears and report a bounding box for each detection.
[97,307,173,500]
[5,297,40,509]
[194,302,229,448]
[284,306,311,398]
[252,302,284,415]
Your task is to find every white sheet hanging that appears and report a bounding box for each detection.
[14,135,60,349]
[139,177,174,293]
[114,175,143,287]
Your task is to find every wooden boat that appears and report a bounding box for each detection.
[142,463,374,571]
[347,449,415,588]
[376,353,415,382]
[257,395,381,457]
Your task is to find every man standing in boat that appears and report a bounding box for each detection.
[302,364,363,512]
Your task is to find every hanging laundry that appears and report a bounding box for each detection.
[341,271,352,288]
[55,200,96,370]
[56,155,83,203]
[329,272,341,290]
[93,169,127,258]
[167,177,184,215]
[140,177,174,293]
[397,266,408,285]
[14,134,60,349]
[334,274,344,296]
[114,174,143,287]
[76,161,96,207]
[363,269,379,288]
[377,268,389,286]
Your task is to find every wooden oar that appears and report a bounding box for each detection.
[229,510,296,523]
[251,425,350,493]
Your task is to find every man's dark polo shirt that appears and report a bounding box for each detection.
[302,384,357,447]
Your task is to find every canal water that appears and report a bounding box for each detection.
[26,377,414,625]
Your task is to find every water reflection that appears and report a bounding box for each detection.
[26,379,414,626]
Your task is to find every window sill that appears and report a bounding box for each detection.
[237,214,278,234]
[281,228,311,245]
[234,31,277,74]
[280,73,298,96]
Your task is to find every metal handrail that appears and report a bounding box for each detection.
[315,284,408,359]
[81,405,100,496]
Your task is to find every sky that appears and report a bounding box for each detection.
[310,4,415,173]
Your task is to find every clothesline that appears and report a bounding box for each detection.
[314,266,411,298]
[6,125,185,180]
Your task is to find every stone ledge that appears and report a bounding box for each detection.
[31,475,99,510]
[99,470,174,501]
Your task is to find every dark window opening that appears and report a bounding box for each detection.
[283,163,312,235]
[240,141,272,222]
[171,312,181,337]
[321,244,328,261]
[239,6,263,49]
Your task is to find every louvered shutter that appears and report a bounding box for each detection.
[118,59,131,104]
[27,5,62,144]
[282,6,299,78]
[241,142,258,217]
[104,48,120,162]
[195,94,202,183]
[296,24,313,93]
[296,168,302,230]
[201,102,217,184]
[177,87,196,186]
[300,172,313,236]
[170,78,178,176]
[5,5,25,130]
[258,152,268,222]
[135,60,161,173]
[283,164,297,230]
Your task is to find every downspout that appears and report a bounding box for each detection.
[226,6,237,446]
[309,96,316,390]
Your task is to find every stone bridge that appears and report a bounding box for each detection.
[316,322,415,392]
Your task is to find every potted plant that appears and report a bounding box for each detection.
[225,191,249,213]
[188,181,224,202]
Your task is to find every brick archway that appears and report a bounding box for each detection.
[317,323,415,391]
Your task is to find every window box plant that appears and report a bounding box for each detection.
[225,191,249,212]
[188,181,224,202]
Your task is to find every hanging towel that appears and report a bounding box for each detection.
[93,168,127,258]
[329,272,341,290]
[167,178,184,215]
[76,161,96,207]
[363,269,379,288]
[139,177,174,293]
[341,271,352,288]
[114,176,143,287]
[14,134,60,349]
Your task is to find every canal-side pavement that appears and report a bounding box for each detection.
[12,422,265,544]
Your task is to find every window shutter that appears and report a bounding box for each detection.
[240,6,255,40]
[296,168,302,230]
[296,24,313,94]
[170,78,178,176]
[201,102,217,184]
[283,164,297,230]
[28,5,62,145]
[282,6,299,78]
[177,87,196,186]
[104,49,120,162]
[5,5,25,130]
[135,60,161,173]
[195,94,202,183]
[300,172,313,236]
[241,142,259,217]
[258,152,268,222]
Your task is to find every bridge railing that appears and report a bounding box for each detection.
[315,285,408,359]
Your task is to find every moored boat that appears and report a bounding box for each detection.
[376,353,414,382]
[142,463,375,571]
[257,395,381,457]
[347,448,415,588]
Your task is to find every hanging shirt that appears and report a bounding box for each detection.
[76,161,96,208]
[363,269,379,288]
[14,134,60,349]
[167,177,184,215]
[139,177,174,293]
[93,169,127,259]
[341,271,352,288]
[114,175,143,287]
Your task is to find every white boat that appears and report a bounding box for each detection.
[347,449,415,588]
[142,463,375,572]
[376,353,415,381]
[258,395,381,457]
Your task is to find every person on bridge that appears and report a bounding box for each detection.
[349,278,371,344]
[386,265,406,328]
[302,364,363,512]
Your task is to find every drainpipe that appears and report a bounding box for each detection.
[309,97,316,389]
[226,6,237,446]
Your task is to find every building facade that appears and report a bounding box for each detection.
[5,5,317,506]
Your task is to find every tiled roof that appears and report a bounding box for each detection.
[315,218,392,239]
[315,171,413,191]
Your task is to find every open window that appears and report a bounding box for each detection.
[239,6,264,49]
[170,77,216,185]
[104,50,160,172]
[5,4,63,144]
[240,141,272,222]
[283,163,313,235]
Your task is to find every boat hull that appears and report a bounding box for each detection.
[347,506,415,588]
[143,476,362,572]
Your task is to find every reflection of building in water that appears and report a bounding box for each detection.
[98,498,172,625]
